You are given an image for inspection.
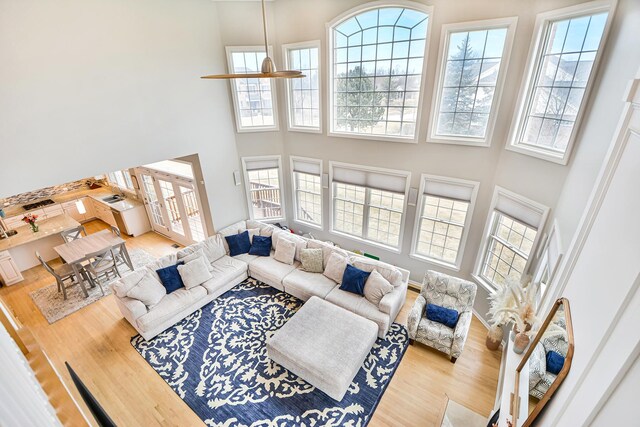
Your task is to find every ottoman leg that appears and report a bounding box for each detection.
[450,356,457,364]
[409,338,415,345]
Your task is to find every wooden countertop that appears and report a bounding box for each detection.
[0,214,80,251]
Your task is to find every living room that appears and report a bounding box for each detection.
[0,0,638,426]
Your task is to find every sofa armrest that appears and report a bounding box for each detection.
[115,295,147,327]
[407,294,426,339]
[379,283,407,321]
[451,310,473,359]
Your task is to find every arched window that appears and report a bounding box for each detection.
[329,3,431,142]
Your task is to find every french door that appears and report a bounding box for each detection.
[137,168,207,246]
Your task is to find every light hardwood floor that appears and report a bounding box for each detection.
[0,220,501,426]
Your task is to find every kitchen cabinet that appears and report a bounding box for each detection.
[62,201,85,222]
[4,216,25,230]
[93,202,116,227]
[43,204,64,219]
[82,197,96,220]
[0,251,23,285]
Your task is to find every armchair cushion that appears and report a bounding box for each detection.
[426,303,459,328]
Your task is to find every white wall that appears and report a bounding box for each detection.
[0,0,246,230]
[215,0,630,320]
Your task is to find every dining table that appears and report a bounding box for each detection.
[54,230,132,298]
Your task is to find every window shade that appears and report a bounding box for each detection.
[495,193,545,229]
[292,158,321,176]
[332,164,408,194]
[423,178,475,202]
[243,157,280,171]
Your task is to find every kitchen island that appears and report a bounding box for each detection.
[0,214,80,285]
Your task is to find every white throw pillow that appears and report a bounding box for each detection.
[200,235,226,262]
[274,238,296,265]
[364,270,395,307]
[179,248,214,272]
[145,253,178,282]
[113,269,147,298]
[248,228,260,243]
[323,252,349,284]
[178,256,213,289]
[352,258,403,287]
[126,271,166,307]
[278,233,307,261]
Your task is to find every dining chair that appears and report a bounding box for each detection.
[110,226,121,237]
[83,248,121,295]
[35,251,87,300]
[109,226,133,271]
[61,225,87,243]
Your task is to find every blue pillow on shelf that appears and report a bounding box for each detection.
[425,303,459,329]
[225,230,251,256]
[546,350,565,375]
[156,261,185,294]
[339,264,371,296]
[249,235,272,256]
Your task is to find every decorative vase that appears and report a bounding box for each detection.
[486,324,503,351]
[513,332,530,354]
[30,223,39,233]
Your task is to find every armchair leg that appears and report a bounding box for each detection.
[450,356,457,364]
[409,339,415,345]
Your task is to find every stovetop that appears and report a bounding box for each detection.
[23,199,56,211]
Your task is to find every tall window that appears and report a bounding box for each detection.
[227,47,278,132]
[329,5,431,141]
[283,42,321,132]
[430,18,517,145]
[241,156,284,220]
[291,156,323,227]
[475,187,549,289]
[107,170,134,191]
[411,175,479,269]
[508,4,611,164]
[331,162,409,250]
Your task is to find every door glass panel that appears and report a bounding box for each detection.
[141,174,165,227]
[158,179,185,236]
[180,185,205,242]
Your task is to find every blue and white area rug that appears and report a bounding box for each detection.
[131,278,409,426]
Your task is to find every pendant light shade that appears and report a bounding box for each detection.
[201,0,304,80]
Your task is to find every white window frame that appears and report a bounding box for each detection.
[473,186,550,292]
[226,46,280,133]
[107,169,136,193]
[506,1,616,164]
[329,161,410,253]
[241,155,286,222]
[410,174,480,270]
[282,41,322,134]
[326,1,434,144]
[290,156,323,230]
[532,220,563,310]
[427,17,518,147]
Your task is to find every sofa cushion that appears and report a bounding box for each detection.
[247,228,260,243]
[225,230,251,256]
[307,239,348,266]
[300,248,323,273]
[416,317,454,349]
[282,269,337,301]
[145,253,178,282]
[176,236,226,264]
[136,286,207,332]
[233,253,258,264]
[218,220,248,252]
[323,252,349,284]
[178,256,213,289]
[340,264,371,296]
[274,238,296,265]
[364,270,394,307]
[113,269,147,298]
[127,271,167,307]
[249,235,272,256]
[202,256,248,294]
[351,257,403,288]
[272,230,307,260]
[249,255,300,287]
[324,287,390,338]
[156,262,185,294]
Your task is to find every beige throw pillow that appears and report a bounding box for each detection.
[126,271,166,307]
[274,238,296,265]
[247,228,260,243]
[178,256,213,289]
[300,248,323,273]
[323,252,349,284]
[364,270,394,306]
[113,269,147,298]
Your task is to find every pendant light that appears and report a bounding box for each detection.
[201,0,304,80]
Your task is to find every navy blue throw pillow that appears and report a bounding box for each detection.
[425,303,459,329]
[156,261,185,294]
[339,264,371,296]
[546,350,565,375]
[249,235,272,256]
[225,230,251,256]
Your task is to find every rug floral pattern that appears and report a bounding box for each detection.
[131,278,409,427]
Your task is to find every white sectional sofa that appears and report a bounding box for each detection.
[113,219,409,340]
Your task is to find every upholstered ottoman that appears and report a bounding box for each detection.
[267,296,378,401]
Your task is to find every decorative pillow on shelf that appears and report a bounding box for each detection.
[545,350,565,375]
[425,303,459,329]
[126,271,166,307]
[323,252,349,284]
[300,248,324,273]
[225,230,251,256]
[156,261,185,294]
[177,256,213,289]
[363,270,394,306]
[249,235,272,256]
[274,238,296,265]
[339,264,371,296]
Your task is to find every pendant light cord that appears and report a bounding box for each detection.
[261,0,269,56]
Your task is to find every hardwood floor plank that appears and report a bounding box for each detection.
[0,220,501,426]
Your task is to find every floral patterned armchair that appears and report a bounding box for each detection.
[407,270,477,363]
